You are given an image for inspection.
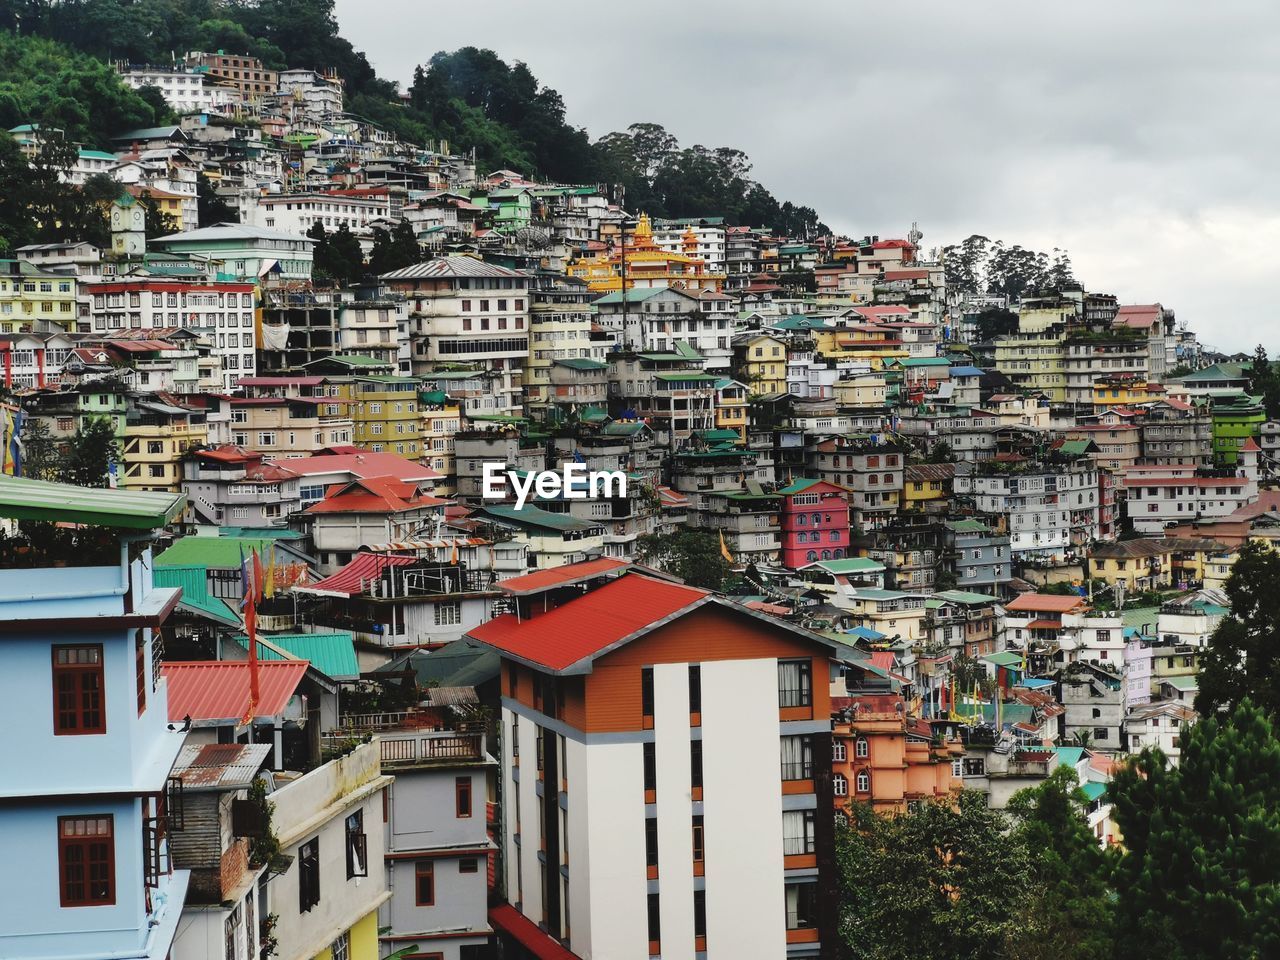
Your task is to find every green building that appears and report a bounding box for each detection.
[1211,392,1265,464]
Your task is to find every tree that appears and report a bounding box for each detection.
[1109,699,1280,960]
[307,222,364,285]
[974,306,1018,342]
[1246,344,1280,420]
[59,417,118,488]
[835,793,1029,960]
[19,415,58,480]
[197,176,237,225]
[369,221,421,275]
[1004,767,1114,960]
[941,234,990,293]
[924,439,956,463]
[133,189,179,239]
[1196,541,1280,716]
[635,531,731,589]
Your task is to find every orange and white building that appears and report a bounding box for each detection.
[471,561,840,960]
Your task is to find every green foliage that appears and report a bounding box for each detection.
[1109,699,1280,959]
[133,188,179,239]
[0,31,163,147]
[307,221,364,285]
[58,416,117,488]
[368,221,421,275]
[197,175,238,225]
[0,135,123,251]
[974,306,1018,341]
[942,233,1077,301]
[1246,344,1280,420]
[1196,541,1280,716]
[1005,767,1114,960]
[19,415,57,480]
[635,531,731,590]
[835,793,1029,960]
[924,438,956,463]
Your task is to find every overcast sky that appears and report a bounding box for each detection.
[335,1,1280,353]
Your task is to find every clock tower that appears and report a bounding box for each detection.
[110,193,146,258]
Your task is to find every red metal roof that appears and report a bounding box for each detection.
[194,445,263,464]
[304,476,448,515]
[489,904,581,960]
[1005,593,1087,613]
[870,651,896,671]
[499,558,630,596]
[291,452,443,483]
[162,661,309,722]
[299,552,419,597]
[469,573,709,672]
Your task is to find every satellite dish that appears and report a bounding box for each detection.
[516,226,551,250]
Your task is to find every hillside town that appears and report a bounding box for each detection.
[2,31,1279,960]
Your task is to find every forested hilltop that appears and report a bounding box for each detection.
[0,0,828,234]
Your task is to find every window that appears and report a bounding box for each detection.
[415,860,435,906]
[298,838,320,912]
[641,666,654,719]
[780,735,813,781]
[643,742,657,793]
[434,601,461,626]
[53,645,105,735]
[833,740,847,761]
[963,758,986,776]
[645,817,659,869]
[459,858,479,874]
[952,758,963,778]
[455,776,472,818]
[690,739,703,790]
[692,815,705,862]
[785,882,818,930]
[778,659,812,708]
[833,773,848,797]
[345,811,367,878]
[783,809,816,855]
[694,889,707,940]
[58,815,114,907]
[135,631,147,715]
[855,737,869,758]
[688,664,701,715]
[855,770,871,793]
[331,931,350,960]
[647,892,661,951]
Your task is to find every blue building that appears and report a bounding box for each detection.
[0,476,190,959]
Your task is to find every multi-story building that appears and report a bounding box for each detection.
[925,590,999,657]
[83,278,258,391]
[1061,661,1125,749]
[1123,455,1259,534]
[1211,393,1266,465]
[182,445,303,527]
[382,257,530,415]
[185,51,279,100]
[953,456,1100,560]
[0,259,78,334]
[943,518,1012,593]
[227,394,355,459]
[526,273,596,412]
[150,224,315,287]
[807,438,905,531]
[472,569,841,960]
[0,476,190,960]
[595,287,734,370]
[735,334,788,393]
[121,397,208,492]
[1063,331,1150,407]
[302,476,448,574]
[266,741,391,960]
[778,478,851,569]
[1139,399,1214,465]
[119,65,236,114]
[652,218,728,273]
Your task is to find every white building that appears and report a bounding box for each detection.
[652,219,727,273]
[120,67,237,114]
[244,191,392,239]
[953,459,1100,560]
[1123,453,1259,534]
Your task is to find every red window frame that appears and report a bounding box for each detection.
[415,860,435,906]
[135,631,147,716]
[455,776,472,819]
[53,644,106,735]
[58,815,115,907]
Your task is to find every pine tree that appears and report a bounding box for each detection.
[59,417,118,488]
[1109,699,1280,960]
[1005,766,1113,960]
[1196,541,1280,717]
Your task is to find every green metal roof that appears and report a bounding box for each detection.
[806,557,885,574]
[1079,781,1107,802]
[945,518,992,534]
[932,590,999,605]
[217,527,305,540]
[594,288,668,305]
[777,477,839,494]
[156,536,290,569]
[1056,440,1093,456]
[981,651,1025,667]
[553,357,608,371]
[602,421,648,436]
[1161,675,1198,691]
[1052,746,1086,769]
[480,503,598,531]
[376,637,500,688]
[233,632,359,680]
[654,372,722,382]
[0,475,184,529]
[152,565,242,627]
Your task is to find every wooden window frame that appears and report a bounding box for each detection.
[58,815,115,907]
[455,775,473,818]
[458,857,479,874]
[345,810,367,879]
[52,644,106,736]
[298,837,320,913]
[135,631,147,715]
[415,860,435,906]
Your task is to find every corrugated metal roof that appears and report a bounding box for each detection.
[233,632,359,680]
[498,558,629,596]
[153,565,242,627]
[156,536,302,570]
[380,255,525,280]
[295,552,418,597]
[0,475,184,529]
[172,743,271,791]
[162,661,309,722]
[422,685,479,708]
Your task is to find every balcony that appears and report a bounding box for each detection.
[375,729,487,766]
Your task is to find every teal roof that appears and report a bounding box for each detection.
[156,536,292,569]
[945,518,992,534]
[777,477,841,495]
[234,632,359,680]
[79,149,118,161]
[594,288,667,305]
[553,357,608,371]
[1079,781,1107,802]
[1053,746,1086,769]
[152,565,241,627]
[217,527,305,540]
[805,557,885,575]
[1121,606,1160,629]
[480,503,598,531]
[981,651,1025,667]
[850,587,913,600]
[654,372,721,382]
[376,637,500,687]
[602,421,648,436]
[1161,675,1198,691]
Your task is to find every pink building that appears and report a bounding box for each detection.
[778,478,851,568]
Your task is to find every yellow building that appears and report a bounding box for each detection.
[1092,378,1165,410]
[567,213,724,293]
[737,334,787,393]
[714,378,749,443]
[840,588,927,643]
[126,185,187,229]
[1088,539,1173,591]
[833,371,888,408]
[993,330,1068,402]
[121,404,208,492]
[903,463,953,511]
[0,261,77,334]
[811,326,909,369]
[348,375,421,459]
[420,390,461,492]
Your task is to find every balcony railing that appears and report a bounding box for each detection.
[376,731,486,764]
